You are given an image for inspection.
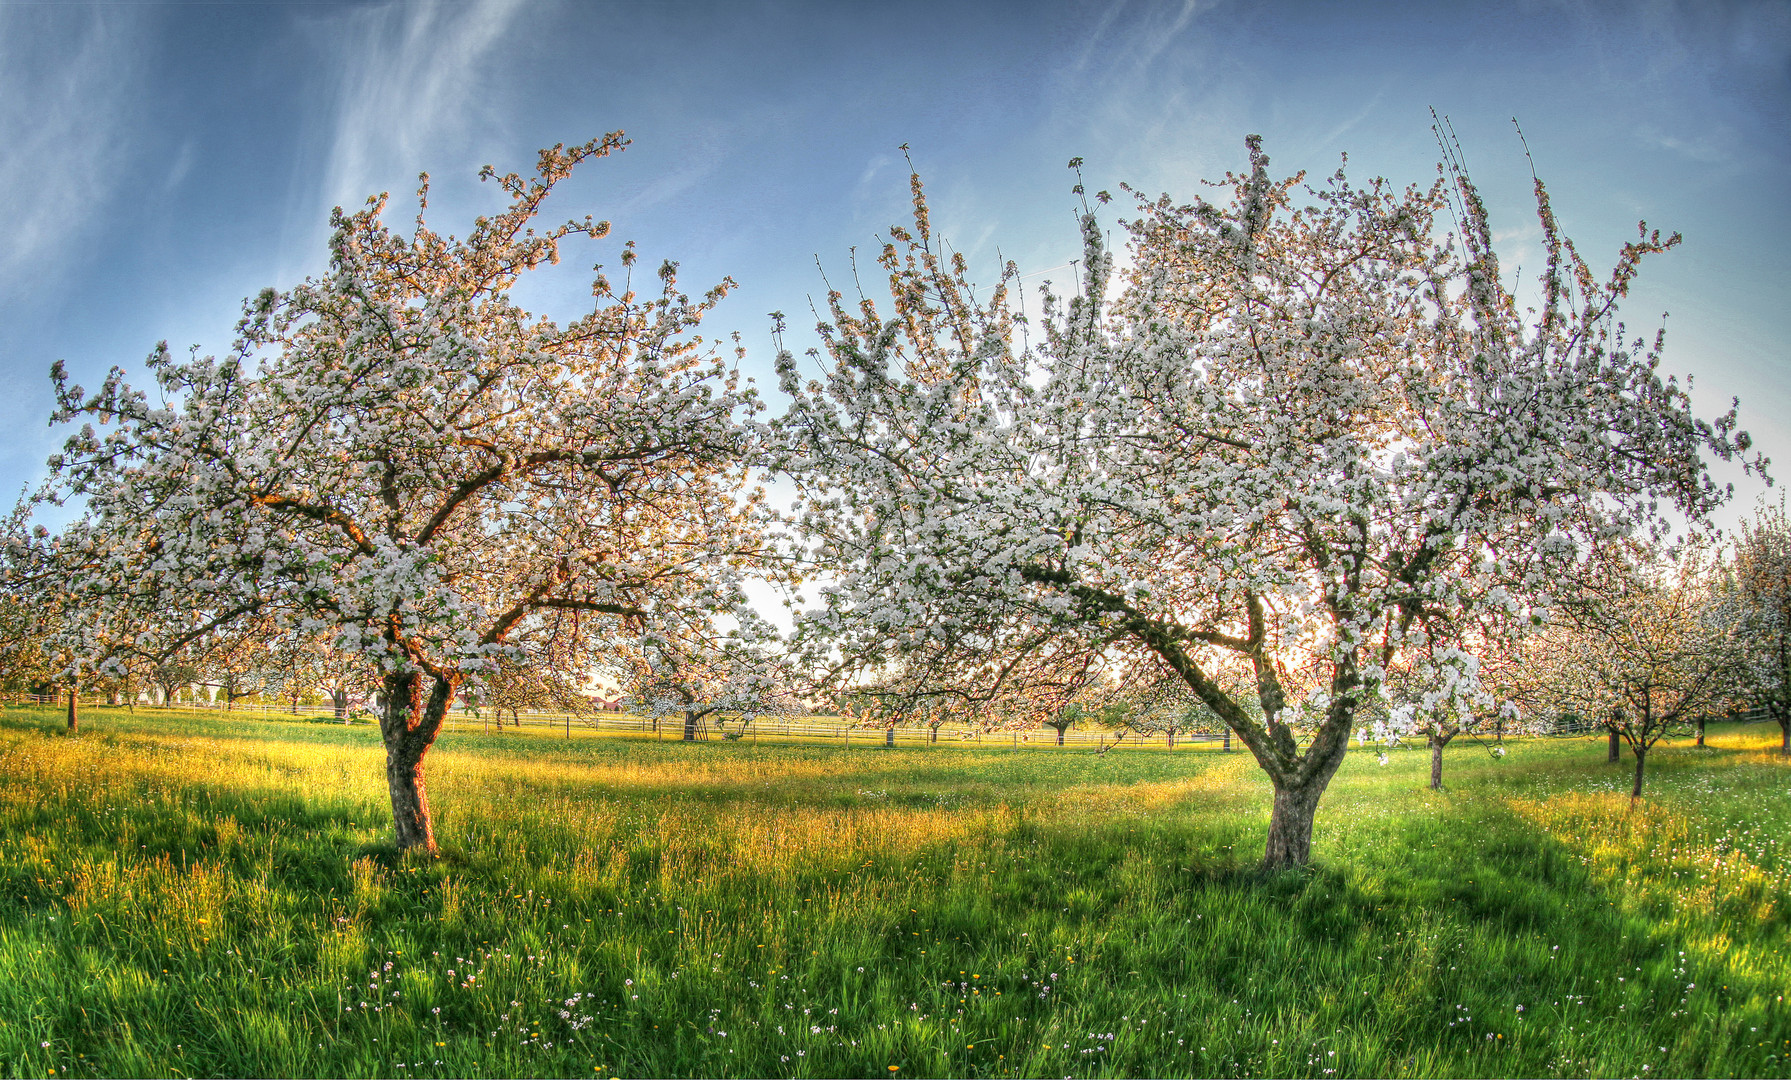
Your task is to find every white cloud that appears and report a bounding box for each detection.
[0,6,144,299]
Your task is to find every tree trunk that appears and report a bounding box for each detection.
[1056,728,1065,746]
[930,726,938,743]
[1167,729,1176,749]
[1630,745,1648,802]
[1607,727,1621,762]
[1222,729,1231,752]
[66,687,78,732]
[106,689,119,706]
[1263,779,1324,869]
[683,710,698,741]
[885,727,895,748]
[1780,715,1789,757]
[380,670,452,854]
[1429,732,1445,791]
[1255,705,1352,869]
[1696,716,1705,747]
[332,688,349,722]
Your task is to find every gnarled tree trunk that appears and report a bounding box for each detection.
[1695,717,1706,747]
[65,686,78,732]
[1630,744,1648,801]
[1607,726,1621,762]
[1264,779,1324,868]
[1260,721,1351,870]
[683,709,699,741]
[885,727,895,747]
[380,670,454,854]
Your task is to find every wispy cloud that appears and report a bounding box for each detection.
[281,0,528,269]
[0,6,144,299]
[1315,87,1389,151]
[1050,0,1246,193]
[1636,123,1739,164]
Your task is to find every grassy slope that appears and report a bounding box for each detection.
[0,707,1785,1079]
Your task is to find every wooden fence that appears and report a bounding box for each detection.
[6,693,1775,753]
[4,692,1233,752]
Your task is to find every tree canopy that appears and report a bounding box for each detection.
[777,135,1760,866]
[40,136,771,852]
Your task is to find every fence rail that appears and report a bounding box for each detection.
[4,692,1235,752]
[6,693,1776,752]
[448,709,1238,751]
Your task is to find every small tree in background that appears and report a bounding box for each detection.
[627,619,795,742]
[1368,635,1530,790]
[1729,499,1791,755]
[1042,703,1082,745]
[469,629,599,731]
[1526,541,1745,801]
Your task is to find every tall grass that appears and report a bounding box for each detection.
[0,706,1785,1078]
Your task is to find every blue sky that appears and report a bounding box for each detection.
[2,0,1786,529]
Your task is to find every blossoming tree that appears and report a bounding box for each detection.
[1730,500,1791,755]
[40,136,769,853]
[1366,632,1529,790]
[1,513,155,729]
[1522,541,1745,799]
[625,613,797,741]
[778,136,1757,868]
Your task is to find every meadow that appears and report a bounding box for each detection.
[0,706,1785,1079]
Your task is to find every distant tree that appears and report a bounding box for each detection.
[470,635,597,731]
[778,135,1757,866]
[0,593,54,698]
[1525,541,1745,801]
[1094,673,1207,749]
[194,618,283,710]
[1,520,148,731]
[1368,636,1530,790]
[1041,703,1082,746]
[37,136,768,853]
[148,646,202,708]
[1729,499,1791,755]
[627,618,793,742]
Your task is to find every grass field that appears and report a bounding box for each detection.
[0,707,1785,1079]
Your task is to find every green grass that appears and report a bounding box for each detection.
[0,707,1785,1079]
